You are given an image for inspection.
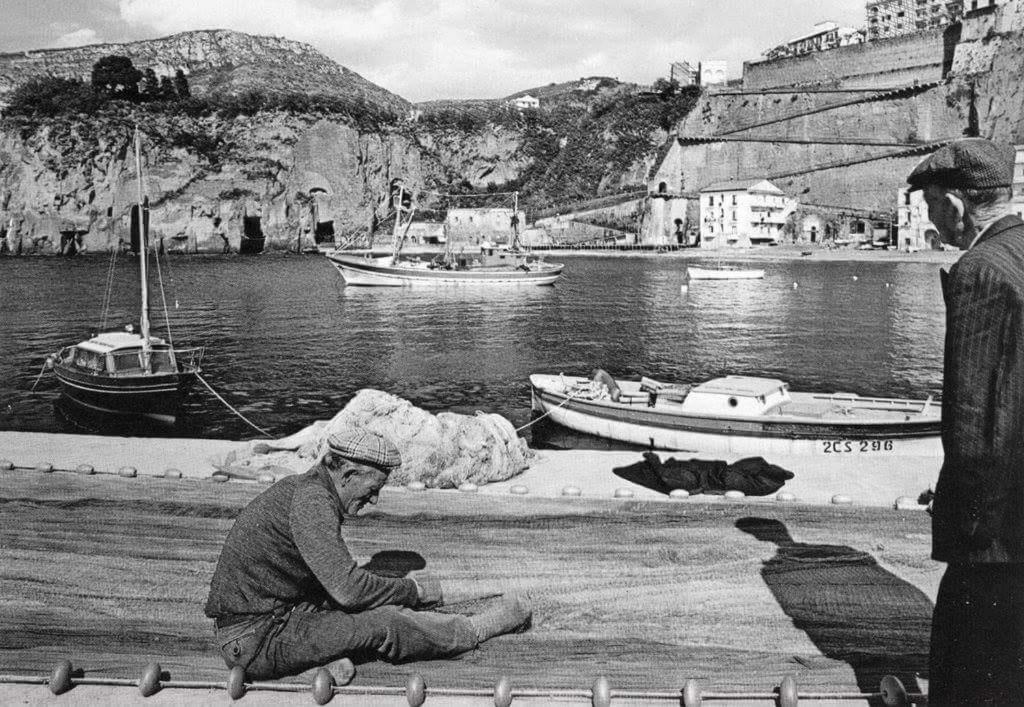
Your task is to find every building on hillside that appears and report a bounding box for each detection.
[763,21,865,60]
[670,61,697,86]
[698,61,727,86]
[698,179,795,249]
[866,0,962,40]
[896,188,940,251]
[510,94,539,111]
[445,207,524,245]
[964,0,1005,15]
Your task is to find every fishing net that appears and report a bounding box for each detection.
[214,389,533,487]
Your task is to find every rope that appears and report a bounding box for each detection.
[515,387,585,433]
[152,246,174,349]
[195,372,273,438]
[29,360,50,392]
[99,244,119,330]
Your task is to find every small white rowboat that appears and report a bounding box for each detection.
[686,266,765,280]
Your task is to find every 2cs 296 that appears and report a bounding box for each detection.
[821,439,894,453]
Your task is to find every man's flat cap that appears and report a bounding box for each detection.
[326,428,402,471]
[907,138,1015,192]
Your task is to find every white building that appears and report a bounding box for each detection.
[763,21,864,60]
[510,95,540,111]
[699,179,795,248]
[698,61,728,86]
[896,188,939,251]
[445,207,524,244]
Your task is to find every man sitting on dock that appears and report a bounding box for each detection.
[204,427,531,682]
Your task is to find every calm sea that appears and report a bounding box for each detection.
[0,253,947,441]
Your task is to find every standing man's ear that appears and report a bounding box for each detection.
[945,193,967,234]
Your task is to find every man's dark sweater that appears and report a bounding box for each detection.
[204,466,419,620]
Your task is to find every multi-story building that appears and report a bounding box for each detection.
[669,61,697,86]
[698,179,795,249]
[763,21,865,61]
[866,0,962,40]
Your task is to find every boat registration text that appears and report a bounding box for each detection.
[821,439,895,454]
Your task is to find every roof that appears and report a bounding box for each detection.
[76,331,165,353]
[699,179,784,195]
[690,376,787,398]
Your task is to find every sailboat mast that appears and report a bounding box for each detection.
[134,127,152,368]
[390,186,404,264]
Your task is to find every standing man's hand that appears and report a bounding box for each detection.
[409,570,443,607]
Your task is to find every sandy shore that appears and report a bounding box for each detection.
[0,430,938,508]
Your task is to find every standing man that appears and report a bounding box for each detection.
[205,427,531,682]
[906,137,1024,705]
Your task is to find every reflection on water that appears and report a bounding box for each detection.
[0,254,946,440]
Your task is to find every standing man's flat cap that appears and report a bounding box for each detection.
[907,138,1015,192]
[326,428,402,471]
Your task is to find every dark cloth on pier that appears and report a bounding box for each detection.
[626,451,793,496]
[205,465,477,679]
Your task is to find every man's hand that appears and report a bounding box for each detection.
[409,570,443,607]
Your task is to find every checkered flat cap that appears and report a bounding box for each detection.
[907,138,1015,192]
[326,428,402,471]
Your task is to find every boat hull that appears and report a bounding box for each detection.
[530,374,942,458]
[326,251,563,286]
[53,366,198,424]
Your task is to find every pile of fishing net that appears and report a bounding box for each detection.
[213,389,533,487]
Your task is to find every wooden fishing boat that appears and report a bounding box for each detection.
[326,181,563,286]
[49,128,203,425]
[327,249,564,286]
[686,266,765,280]
[530,372,942,457]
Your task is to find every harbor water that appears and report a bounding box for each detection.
[0,253,946,441]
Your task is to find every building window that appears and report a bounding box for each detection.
[731,194,737,205]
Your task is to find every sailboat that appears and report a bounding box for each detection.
[48,128,204,425]
[325,182,564,286]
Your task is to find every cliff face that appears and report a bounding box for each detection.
[0,109,435,254]
[0,44,671,254]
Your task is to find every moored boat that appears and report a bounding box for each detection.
[48,128,204,425]
[530,372,941,457]
[326,180,563,286]
[327,249,564,286]
[686,266,765,280]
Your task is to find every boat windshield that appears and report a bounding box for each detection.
[71,348,105,373]
[110,349,176,374]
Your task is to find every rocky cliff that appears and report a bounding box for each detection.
[0,45,673,254]
[0,30,409,115]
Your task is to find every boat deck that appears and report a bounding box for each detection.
[550,377,940,425]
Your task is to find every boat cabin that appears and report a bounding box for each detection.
[62,332,177,376]
[678,375,791,416]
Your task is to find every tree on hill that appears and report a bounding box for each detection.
[91,55,142,99]
[3,76,102,118]
[173,69,191,99]
[140,68,159,99]
[159,76,175,99]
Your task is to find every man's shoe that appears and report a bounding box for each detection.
[468,594,532,642]
[325,658,356,686]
